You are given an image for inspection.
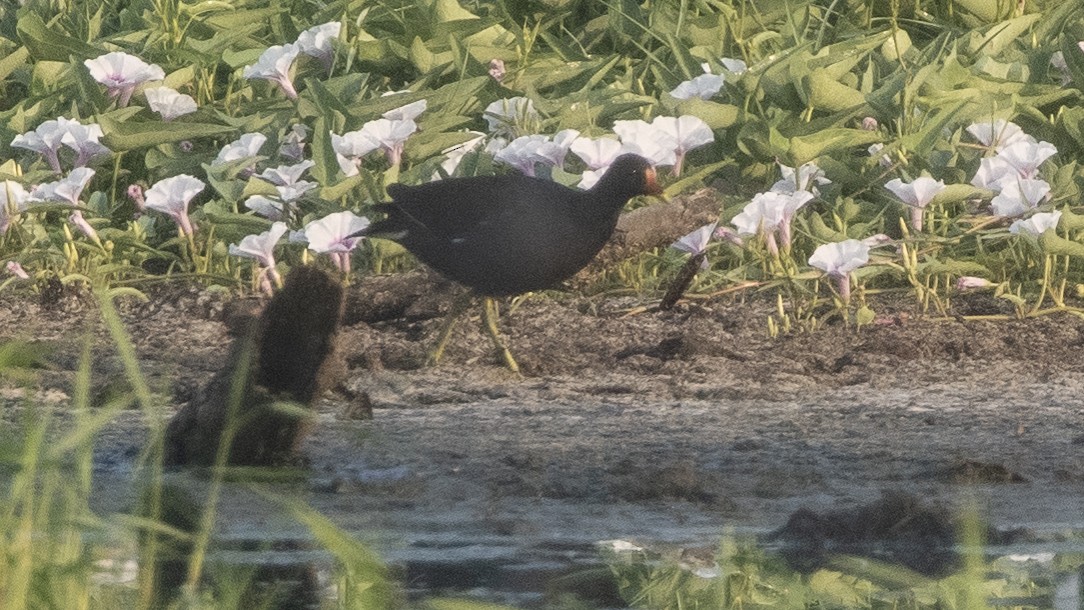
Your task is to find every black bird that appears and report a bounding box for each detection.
[359,153,663,372]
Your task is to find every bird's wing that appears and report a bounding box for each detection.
[384,176,572,240]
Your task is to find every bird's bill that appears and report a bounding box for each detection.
[643,166,668,201]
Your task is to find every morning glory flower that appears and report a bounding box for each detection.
[613,119,677,168]
[669,73,725,100]
[488,58,506,82]
[295,21,340,68]
[732,190,814,254]
[990,178,1051,217]
[971,156,1018,191]
[650,115,713,176]
[956,276,994,290]
[483,97,539,137]
[997,140,1057,178]
[275,181,318,202]
[1009,210,1061,236]
[671,222,717,269]
[242,43,301,100]
[868,143,892,168]
[244,196,284,220]
[229,221,288,293]
[884,176,947,232]
[380,92,428,121]
[438,131,487,178]
[144,86,198,120]
[494,135,548,176]
[965,120,1033,152]
[213,132,268,168]
[331,129,379,176]
[279,124,309,161]
[303,211,370,274]
[808,239,871,303]
[570,136,623,170]
[0,181,29,234]
[12,117,108,172]
[5,261,28,279]
[257,160,315,186]
[144,174,204,236]
[362,118,417,166]
[773,161,831,194]
[84,52,165,107]
[29,167,95,206]
[68,210,99,244]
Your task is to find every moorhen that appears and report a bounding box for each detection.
[359,153,663,372]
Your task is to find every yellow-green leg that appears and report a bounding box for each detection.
[480,297,520,374]
[425,291,474,366]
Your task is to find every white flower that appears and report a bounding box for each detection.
[483,97,539,136]
[956,276,994,290]
[84,52,165,107]
[381,94,428,121]
[718,57,747,74]
[613,119,677,168]
[997,140,1057,178]
[1009,211,1061,236]
[0,181,29,234]
[971,156,1018,191]
[68,209,99,243]
[362,118,417,165]
[990,178,1051,217]
[669,73,725,100]
[242,44,300,100]
[275,181,317,202]
[809,239,870,276]
[229,221,288,269]
[570,136,623,170]
[577,168,606,190]
[144,86,197,120]
[244,196,285,220]
[305,211,371,274]
[257,160,315,186]
[650,115,713,176]
[279,124,309,161]
[494,135,549,176]
[885,176,947,232]
[12,117,109,172]
[671,222,717,269]
[295,22,340,66]
[5,261,28,279]
[437,131,486,178]
[29,167,95,206]
[213,133,267,167]
[773,161,831,194]
[145,174,204,236]
[965,120,1033,152]
[809,239,871,303]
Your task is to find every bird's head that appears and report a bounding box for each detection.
[595,153,666,202]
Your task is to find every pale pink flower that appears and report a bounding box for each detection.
[437,132,486,178]
[244,196,285,220]
[956,276,994,290]
[808,239,871,303]
[493,131,579,177]
[29,167,95,206]
[669,73,725,100]
[970,156,1017,191]
[671,222,717,269]
[488,59,505,82]
[360,118,417,166]
[570,136,623,170]
[884,176,947,232]
[732,190,813,253]
[5,261,28,280]
[84,52,165,107]
[257,160,315,186]
[229,221,288,292]
[380,92,428,121]
[990,178,1051,217]
[68,210,99,243]
[331,129,379,176]
[12,117,109,172]
[303,211,370,274]
[242,44,300,100]
[0,181,29,234]
[650,116,713,176]
[613,119,677,168]
[144,86,197,120]
[997,140,1057,178]
[296,22,340,68]
[773,161,831,194]
[1009,211,1061,236]
[483,97,539,136]
[144,174,204,236]
[213,133,268,167]
[127,184,145,215]
[965,120,1033,152]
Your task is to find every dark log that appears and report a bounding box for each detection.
[163,266,344,467]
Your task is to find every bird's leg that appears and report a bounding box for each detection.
[480,297,520,374]
[425,291,474,367]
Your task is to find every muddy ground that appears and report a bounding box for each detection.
[3,276,1084,599]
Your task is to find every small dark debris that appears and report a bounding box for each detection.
[940,460,1028,484]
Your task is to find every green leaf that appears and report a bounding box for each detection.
[98,114,234,151]
[1039,231,1084,258]
[16,13,101,62]
[787,128,881,167]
